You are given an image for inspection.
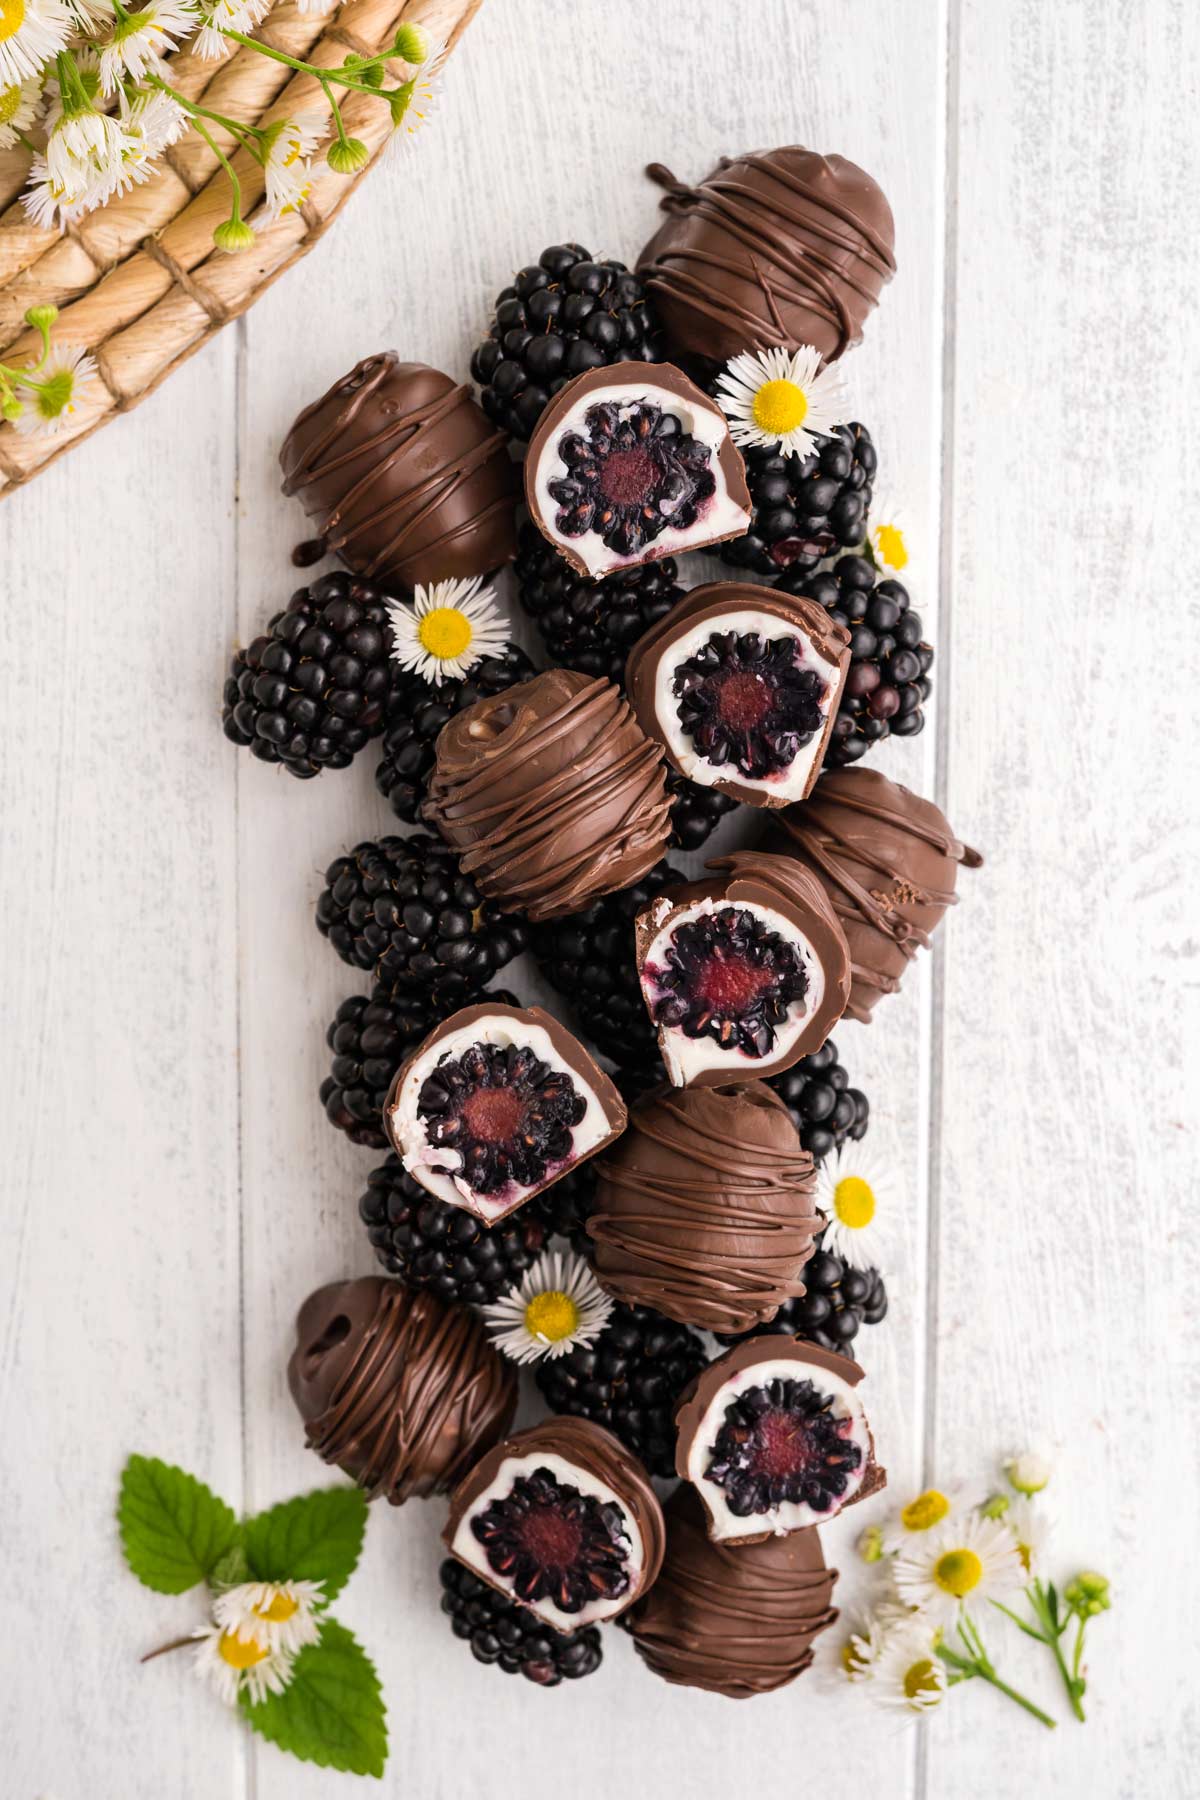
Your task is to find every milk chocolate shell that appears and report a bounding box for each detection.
[423,667,673,921]
[625,1484,838,1697]
[635,851,851,1087]
[524,361,751,579]
[626,582,851,806]
[675,1337,885,1545]
[383,1001,626,1223]
[287,1277,517,1504]
[637,150,896,366]
[279,353,519,588]
[590,1082,822,1333]
[771,767,983,1022]
[443,1417,665,1633]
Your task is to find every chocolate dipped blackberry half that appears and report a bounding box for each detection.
[423,668,672,922]
[637,150,896,368]
[383,1002,626,1224]
[635,851,851,1087]
[589,1083,822,1335]
[443,1417,665,1632]
[626,582,850,808]
[287,1277,517,1505]
[771,766,982,1023]
[279,354,519,589]
[524,362,751,579]
[675,1336,885,1545]
[625,1484,838,1698]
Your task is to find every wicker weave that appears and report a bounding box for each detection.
[0,0,482,494]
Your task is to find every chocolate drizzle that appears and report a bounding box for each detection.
[625,1484,839,1698]
[279,354,519,588]
[287,1277,517,1504]
[424,669,673,922]
[637,149,896,366]
[590,1083,822,1334]
[771,767,983,1022]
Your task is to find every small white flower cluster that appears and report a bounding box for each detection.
[192,1578,324,1707]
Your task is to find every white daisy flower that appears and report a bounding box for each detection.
[387,575,509,686]
[120,87,187,158]
[192,1621,296,1707]
[865,493,911,577]
[97,0,196,93]
[816,1609,900,1692]
[387,42,443,157]
[879,1480,984,1555]
[0,0,71,91]
[293,0,338,12]
[193,0,270,59]
[483,1249,613,1365]
[715,344,847,459]
[1006,1497,1051,1585]
[0,75,42,147]
[261,112,321,220]
[814,1144,893,1272]
[13,343,98,435]
[22,153,88,228]
[45,106,124,192]
[212,1578,324,1657]
[1005,1450,1052,1496]
[869,1622,948,1716]
[893,1512,1025,1626]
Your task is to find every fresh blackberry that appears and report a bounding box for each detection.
[316,835,526,1006]
[777,554,933,765]
[717,1235,888,1355]
[665,769,738,851]
[768,1038,870,1162]
[512,522,683,682]
[535,1303,707,1479]
[358,1154,550,1304]
[319,987,519,1148]
[222,572,395,778]
[375,646,537,824]
[530,861,683,1069]
[539,1160,597,1256]
[471,243,662,442]
[439,1560,603,1687]
[720,423,876,576]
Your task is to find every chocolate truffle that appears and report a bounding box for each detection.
[626,1484,838,1697]
[443,1417,665,1632]
[524,362,751,579]
[635,850,851,1087]
[626,582,851,807]
[771,767,983,1022]
[637,150,896,367]
[675,1336,885,1545]
[287,1276,517,1504]
[383,1000,626,1223]
[423,668,673,921]
[590,1082,822,1334]
[279,353,519,588]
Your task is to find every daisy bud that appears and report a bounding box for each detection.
[326,137,369,174]
[360,63,385,88]
[213,216,257,253]
[981,1491,1011,1519]
[857,1524,884,1564]
[2,395,24,422]
[393,21,429,61]
[1065,1571,1111,1617]
[24,305,58,333]
[1005,1451,1051,1495]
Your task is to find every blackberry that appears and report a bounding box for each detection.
[665,768,738,852]
[222,572,395,778]
[530,861,683,1069]
[512,522,683,683]
[720,423,876,576]
[705,1375,863,1518]
[538,1160,597,1256]
[316,835,526,1006]
[777,554,933,765]
[535,1303,707,1479]
[375,645,537,824]
[767,1038,870,1162]
[359,1154,550,1304]
[439,1560,603,1686]
[647,904,809,1059]
[718,1235,888,1355]
[416,1039,587,1197]
[471,243,661,442]
[471,1467,631,1613]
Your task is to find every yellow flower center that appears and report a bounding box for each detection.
[834,1175,875,1231]
[934,1547,983,1598]
[418,606,473,662]
[524,1290,580,1343]
[752,378,808,437]
[874,521,908,571]
[254,1592,299,1623]
[903,1656,941,1702]
[0,0,26,44]
[901,1489,951,1533]
[1016,1539,1033,1574]
[0,83,23,124]
[218,1630,270,1671]
[840,1637,869,1677]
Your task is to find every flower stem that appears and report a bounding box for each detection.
[188,114,247,223]
[218,28,395,97]
[947,1615,1057,1729]
[972,1662,1058,1728]
[140,1634,196,1663]
[148,77,265,158]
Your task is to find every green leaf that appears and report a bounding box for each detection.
[243,1486,367,1603]
[241,1617,387,1778]
[118,1455,240,1594]
[210,1541,252,1593]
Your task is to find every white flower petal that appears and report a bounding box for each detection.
[387,575,510,687]
[483,1248,612,1364]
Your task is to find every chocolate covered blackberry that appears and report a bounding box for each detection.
[471,245,663,443]
[358,1154,551,1305]
[222,572,395,778]
[535,1303,707,1480]
[316,835,526,1005]
[777,554,932,765]
[374,644,537,825]
[768,1038,870,1162]
[320,989,440,1149]
[439,1560,603,1686]
[720,423,876,575]
[512,521,684,683]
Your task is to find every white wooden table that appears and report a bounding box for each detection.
[3,1,1196,1794]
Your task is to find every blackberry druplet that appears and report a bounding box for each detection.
[439,1561,603,1686]
[720,423,877,576]
[375,645,537,824]
[358,1155,551,1305]
[513,521,684,684]
[705,1376,864,1519]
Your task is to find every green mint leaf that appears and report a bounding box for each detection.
[210,1542,252,1593]
[243,1486,367,1603]
[118,1455,240,1594]
[240,1617,387,1777]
